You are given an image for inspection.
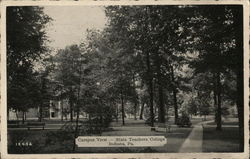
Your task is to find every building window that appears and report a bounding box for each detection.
[51,112,55,118]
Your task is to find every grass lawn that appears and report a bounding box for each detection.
[202,126,240,152]
[8,123,192,153]
[206,121,238,126]
[8,119,87,124]
[8,129,54,153]
[164,127,192,152]
[205,117,239,126]
[75,127,192,153]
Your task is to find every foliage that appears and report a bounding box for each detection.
[7,6,51,112]
[176,113,192,127]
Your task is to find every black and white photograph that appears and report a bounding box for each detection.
[1,1,249,158]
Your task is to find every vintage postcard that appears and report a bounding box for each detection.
[0,0,249,159]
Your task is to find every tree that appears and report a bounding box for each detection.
[188,5,243,151]
[7,6,51,120]
[187,98,198,117]
[36,57,55,122]
[53,45,82,122]
[105,5,198,126]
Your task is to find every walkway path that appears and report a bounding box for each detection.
[178,120,213,152]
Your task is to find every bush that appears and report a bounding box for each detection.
[176,114,192,127]
[45,129,75,152]
[44,121,89,152]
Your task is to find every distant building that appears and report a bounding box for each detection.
[8,99,78,121]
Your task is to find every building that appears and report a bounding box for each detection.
[8,99,77,121]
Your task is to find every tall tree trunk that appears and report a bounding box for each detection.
[72,100,80,152]
[213,73,218,123]
[22,111,25,124]
[121,89,125,125]
[73,58,83,152]
[116,104,119,122]
[171,66,178,124]
[236,67,244,151]
[144,6,154,129]
[235,30,244,151]
[134,102,137,120]
[61,100,63,121]
[216,71,222,131]
[7,107,10,121]
[173,89,178,124]
[158,86,165,123]
[148,71,154,128]
[39,104,43,122]
[132,74,137,120]
[139,102,145,120]
[213,81,218,109]
[146,51,154,128]
[15,111,19,121]
[39,75,46,122]
[69,95,73,122]
[233,6,244,151]
[154,45,165,123]
[157,62,165,123]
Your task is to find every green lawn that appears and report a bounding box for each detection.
[202,126,240,152]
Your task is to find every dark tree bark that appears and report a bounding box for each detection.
[173,89,178,124]
[156,59,165,123]
[232,6,244,152]
[121,89,125,125]
[39,76,46,122]
[73,59,83,152]
[72,99,80,152]
[236,66,244,151]
[61,100,63,121]
[15,111,19,121]
[22,111,25,124]
[69,93,74,122]
[213,75,218,109]
[7,107,10,121]
[139,102,145,120]
[134,102,137,120]
[116,104,119,122]
[143,6,154,129]
[132,74,137,120]
[216,71,222,131]
[39,104,43,122]
[146,51,154,128]
[171,66,178,124]
[158,85,165,123]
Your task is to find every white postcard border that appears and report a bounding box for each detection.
[1,0,249,159]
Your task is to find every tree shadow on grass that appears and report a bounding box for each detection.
[202,126,240,152]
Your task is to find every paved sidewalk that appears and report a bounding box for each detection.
[178,124,203,152]
[178,120,213,152]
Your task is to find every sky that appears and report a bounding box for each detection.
[43,6,107,50]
